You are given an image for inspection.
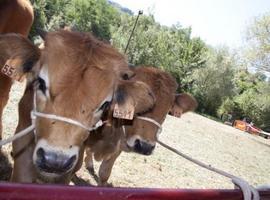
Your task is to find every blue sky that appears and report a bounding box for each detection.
[113,0,270,48]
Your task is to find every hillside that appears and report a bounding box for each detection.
[108,0,133,15]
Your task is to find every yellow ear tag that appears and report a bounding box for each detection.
[113,102,135,120]
[1,64,25,82]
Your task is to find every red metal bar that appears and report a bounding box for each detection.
[0,183,269,200]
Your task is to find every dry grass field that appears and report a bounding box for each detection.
[1,82,270,189]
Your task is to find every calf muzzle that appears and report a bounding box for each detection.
[35,147,76,174]
[134,139,155,155]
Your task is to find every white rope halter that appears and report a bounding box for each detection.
[0,91,104,147]
[31,90,104,131]
[121,116,162,137]
[31,111,103,132]
[136,116,162,135]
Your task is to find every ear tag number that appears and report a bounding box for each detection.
[113,103,135,120]
[1,64,24,82]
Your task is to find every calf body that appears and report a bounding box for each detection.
[0,30,128,183]
[2,30,155,184]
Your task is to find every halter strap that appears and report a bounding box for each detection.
[31,111,103,132]
[32,91,103,132]
[121,116,162,136]
[136,116,162,134]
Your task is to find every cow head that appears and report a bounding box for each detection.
[1,30,132,180]
[121,67,197,155]
[88,79,156,162]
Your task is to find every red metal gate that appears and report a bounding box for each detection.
[0,183,270,200]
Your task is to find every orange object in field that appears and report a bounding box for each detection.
[246,124,261,135]
[233,120,247,131]
[233,120,262,135]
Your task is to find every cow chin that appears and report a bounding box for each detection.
[36,170,73,184]
[125,135,156,156]
[33,139,79,181]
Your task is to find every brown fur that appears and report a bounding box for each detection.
[169,93,198,117]
[121,66,179,144]
[0,0,33,36]
[84,66,188,185]
[0,0,33,140]
[86,78,156,162]
[0,35,39,182]
[115,80,156,115]
[12,85,36,183]
[35,30,127,134]
[8,30,155,184]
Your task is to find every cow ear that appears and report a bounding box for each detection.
[169,93,197,118]
[113,80,156,120]
[119,69,135,80]
[0,34,40,82]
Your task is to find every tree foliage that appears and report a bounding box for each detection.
[192,47,236,115]
[30,0,119,41]
[245,13,270,72]
[111,16,207,91]
[219,69,270,130]
[28,1,270,130]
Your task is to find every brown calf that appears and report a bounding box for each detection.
[84,66,197,186]
[0,30,155,184]
[0,0,33,140]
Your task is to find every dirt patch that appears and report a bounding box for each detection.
[2,82,270,188]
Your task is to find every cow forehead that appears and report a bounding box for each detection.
[43,30,127,72]
[38,67,115,114]
[37,30,126,102]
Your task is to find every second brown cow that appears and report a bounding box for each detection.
[84,66,197,186]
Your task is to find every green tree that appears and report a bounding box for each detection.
[219,69,270,130]
[245,13,270,72]
[192,47,236,115]
[29,0,119,41]
[235,81,270,129]
[64,0,119,40]
[111,15,207,91]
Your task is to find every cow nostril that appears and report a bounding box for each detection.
[35,148,47,172]
[133,140,155,155]
[134,139,141,150]
[36,148,45,162]
[62,155,76,171]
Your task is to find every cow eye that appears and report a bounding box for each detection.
[98,101,111,111]
[37,77,46,94]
